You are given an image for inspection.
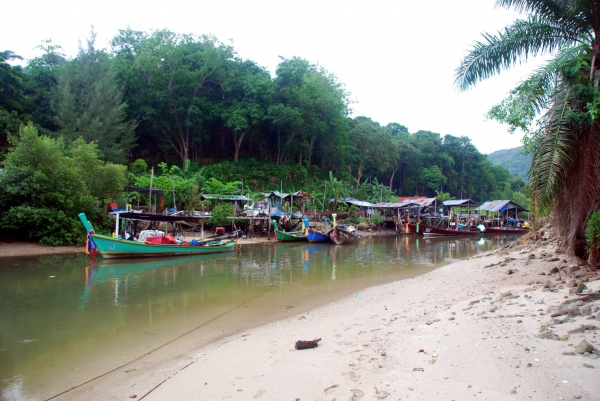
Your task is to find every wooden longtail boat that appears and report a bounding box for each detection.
[407,222,481,237]
[306,228,331,243]
[272,219,308,242]
[78,213,237,259]
[328,213,360,245]
[471,226,530,234]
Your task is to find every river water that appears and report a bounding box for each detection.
[0,234,518,400]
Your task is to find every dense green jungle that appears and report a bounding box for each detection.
[0,29,529,246]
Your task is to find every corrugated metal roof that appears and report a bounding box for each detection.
[202,194,251,201]
[262,191,314,200]
[443,199,480,207]
[341,198,376,207]
[373,201,415,208]
[398,197,437,207]
[478,200,529,213]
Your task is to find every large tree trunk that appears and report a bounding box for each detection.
[550,124,600,257]
[233,125,253,162]
[356,164,363,188]
[276,126,282,165]
[389,165,398,192]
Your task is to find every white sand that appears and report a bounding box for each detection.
[76,232,597,401]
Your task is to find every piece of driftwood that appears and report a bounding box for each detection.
[295,338,321,350]
[551,307,580,317]
[575,292,600,302]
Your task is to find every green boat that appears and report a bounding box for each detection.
[78,213,237,259]
[272,219,308,242]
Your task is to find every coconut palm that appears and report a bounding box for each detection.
[455,0,600,258]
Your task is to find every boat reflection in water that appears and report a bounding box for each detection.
[79,251,238,309]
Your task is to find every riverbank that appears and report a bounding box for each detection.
[65,229,599,401]
[0,227,394,258]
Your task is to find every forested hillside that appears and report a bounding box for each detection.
[487,147,531,181]
[0,30,530,244]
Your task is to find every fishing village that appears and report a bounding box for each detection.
[2,1,600,400]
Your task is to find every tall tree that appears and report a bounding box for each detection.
[53,31,136,163]
[221,59,273,162]
[23,40,66,133]
[456,0,600,257]
[112,29,233,166]
[0,50,27,152]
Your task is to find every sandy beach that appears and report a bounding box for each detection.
[2,229,599,401]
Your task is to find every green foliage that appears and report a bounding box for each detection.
[129,158,148,176]
[0,206,85,246]
[207,202,236,227]
[585,211,600,250]
[487,147,531,181]
[202,177,242,195]
[53,31,136,164]
[370,210,384,225]
[435,190,453,202]
[0,123,126,244]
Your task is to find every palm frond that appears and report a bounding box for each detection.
[529,85,577,211]
[456,15,583,90]
[496,0,596,32]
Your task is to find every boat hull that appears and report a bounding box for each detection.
[473,227,530,234]
[306,229,331,243]
[408,223,481,237]
[274,229,307,242]
[328,226,360,245]
[90,233,237,259]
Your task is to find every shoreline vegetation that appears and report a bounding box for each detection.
[6,229,599,400]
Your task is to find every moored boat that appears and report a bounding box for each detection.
[272,218,309,242]
[307,228,331,243]
[408,222,481,237]
[78,213,237,259]
[328,213,360,245]
[472,226,529,234]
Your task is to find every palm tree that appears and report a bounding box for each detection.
[455,0,600,258]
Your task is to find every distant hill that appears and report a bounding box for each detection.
[487,147,531,181]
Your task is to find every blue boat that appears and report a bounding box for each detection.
[306,228,331,243]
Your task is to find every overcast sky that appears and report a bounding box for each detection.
[3,0,542,154]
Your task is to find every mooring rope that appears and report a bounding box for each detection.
[44,288,273,400]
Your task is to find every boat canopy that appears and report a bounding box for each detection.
[114,212,208,222]
[478,200,529,213]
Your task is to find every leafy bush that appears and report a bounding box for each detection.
[585,211,600,265]
[0,206,86,246]
[0,123,127,245]
[207,203,244,228]
[370,210,384,225]
[347,216,361,224]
